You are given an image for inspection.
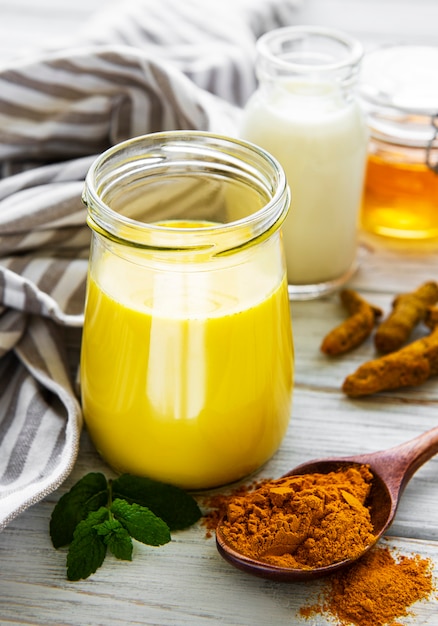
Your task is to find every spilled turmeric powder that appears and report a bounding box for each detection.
[301,543,435,626]
[218,465,375,569]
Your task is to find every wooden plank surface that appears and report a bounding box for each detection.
[1,1,438,625]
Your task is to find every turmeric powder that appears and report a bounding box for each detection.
[343,319,438,397]
[301,544,435,626]
[321,289,382,356]
[374,281,438,354]
[218,465,375,569]
[199,479,269,539]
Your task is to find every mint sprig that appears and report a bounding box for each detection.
[96,519,133,561]
[50,472,202,581]
[66,507,109,581]
[112,473,202,531]
[50,472,108,549]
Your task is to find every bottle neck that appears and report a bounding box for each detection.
[83,131,290,257]
[255,26,363,106]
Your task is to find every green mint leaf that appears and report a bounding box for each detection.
[50,472,109,548]
[96,519,133,561]
[66,507,109,581]
[111,498,171,546]
[112,474,201,530]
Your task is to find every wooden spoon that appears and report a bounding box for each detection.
[216,425,438,582]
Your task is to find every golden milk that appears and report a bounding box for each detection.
[80,253,293,489]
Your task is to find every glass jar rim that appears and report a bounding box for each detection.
[360,44,438,114]
[256,25,364,75]
[359,44,438,149]
[82,131,290,256]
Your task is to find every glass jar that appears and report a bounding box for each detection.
[80,131,294,490]
[241,26,369,299]
[359,45,438,240]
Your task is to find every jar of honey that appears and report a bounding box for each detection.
[80,131,294,490]
[359,45,438,240]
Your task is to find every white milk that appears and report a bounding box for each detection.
[241,81,368,288]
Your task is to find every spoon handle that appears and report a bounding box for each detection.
[360,425,438,498]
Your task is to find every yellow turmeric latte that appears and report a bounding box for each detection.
[219,465,375,569]
[80,238,293,490]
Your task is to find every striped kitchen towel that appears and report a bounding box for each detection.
[0,0,300,528]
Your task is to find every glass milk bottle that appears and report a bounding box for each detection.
[81,131,294,490]
[241,26,369,299]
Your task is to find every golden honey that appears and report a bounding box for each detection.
[362,152,438,239]
[359,44,438,241]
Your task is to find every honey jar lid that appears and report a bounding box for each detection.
[359,45,438,149]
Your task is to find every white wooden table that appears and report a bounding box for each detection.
[1,1,438,625]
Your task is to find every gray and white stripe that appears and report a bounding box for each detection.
[0,0,298,529]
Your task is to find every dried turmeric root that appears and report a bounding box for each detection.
[321,289,382,356]
[425,305,438,330]
[343,316,438,397]
[374,281,438,354]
